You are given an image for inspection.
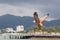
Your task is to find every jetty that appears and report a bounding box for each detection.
[2,32,60,39]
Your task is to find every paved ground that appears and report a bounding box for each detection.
[30,38,60,40]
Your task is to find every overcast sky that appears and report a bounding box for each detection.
[0,0,60,21]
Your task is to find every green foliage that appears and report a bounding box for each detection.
[42,26,60,33]
[25,25,60,33]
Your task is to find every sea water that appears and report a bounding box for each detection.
[0,34,30,40]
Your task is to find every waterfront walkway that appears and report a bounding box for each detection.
[2,32,60,39]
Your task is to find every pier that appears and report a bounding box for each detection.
[2,32,60,39]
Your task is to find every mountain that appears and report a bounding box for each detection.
[0,14,34,30]
[0,14,60,30]
[43,19,60,27]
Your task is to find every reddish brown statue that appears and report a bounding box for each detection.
[33,12,49,32]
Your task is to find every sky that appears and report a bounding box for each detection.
[0,0,60,21]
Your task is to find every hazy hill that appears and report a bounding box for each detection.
[43,19,60,27]
[0,14,34,29]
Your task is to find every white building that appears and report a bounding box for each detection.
[6,28,15,32]
[16,25,24,32]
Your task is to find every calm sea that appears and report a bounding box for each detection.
[0,34,30,40]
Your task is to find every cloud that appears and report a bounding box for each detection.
[0,0,60,21]
[0,4,42,17]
